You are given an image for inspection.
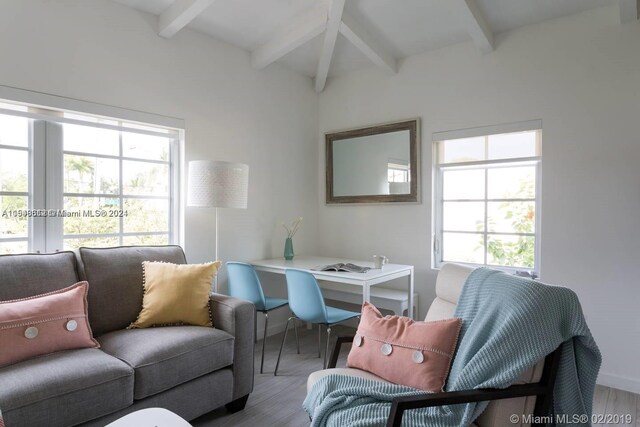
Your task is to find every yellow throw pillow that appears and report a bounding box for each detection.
[129,261,221,329]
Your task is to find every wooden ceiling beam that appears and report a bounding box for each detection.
[158,0,215,39]
[252,8,328,70]
[315,0,346,93]
[339,12,397,76]
[459,0,494,54]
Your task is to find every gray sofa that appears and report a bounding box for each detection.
[0,245,255,427]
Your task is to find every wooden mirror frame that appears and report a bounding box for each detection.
[325,119,420,204]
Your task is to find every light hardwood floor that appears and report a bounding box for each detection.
[194,325,639,427]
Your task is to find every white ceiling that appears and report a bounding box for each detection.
[114,0,617,80]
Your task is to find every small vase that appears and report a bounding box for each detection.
[284,237,294,260]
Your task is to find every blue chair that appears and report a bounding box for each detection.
[226,262,299,374]
[274,269,360,375]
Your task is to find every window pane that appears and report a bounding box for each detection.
[487,166,535,199]
[64,236,119,250]
[64,155,119,194]
[0,149,28,192]
[123,161,169,196]
[488,202,535,233]
[442,169,485,200]
[123,234,169,246]
[488,131,537,160]
[442,232,484,264]
[63,197,119,235]
[443,201,485,232]
[63,124,119,155]
[487,235,535,268]
[123,198,168,233]
[439,137,485,164]
[122,133,170,161]
[0,114,29,147]
[0,196,28,237]
[0,240,28,254]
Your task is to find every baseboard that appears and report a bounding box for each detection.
[597,371,640,394]
[254,318,293,340]
[265,319,290,337]
[258,318,358,340]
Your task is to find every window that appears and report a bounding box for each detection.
[387,161,409,183]
[433,123,541,272]
[0,112,30,254]
[0,98,182,255]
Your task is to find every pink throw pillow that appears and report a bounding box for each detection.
[0,282,99,367]
[347,302,462,392]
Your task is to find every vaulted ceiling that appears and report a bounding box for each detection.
[113,0,638,91]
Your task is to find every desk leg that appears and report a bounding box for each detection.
[363,281,370,304]
[408,268,415,319]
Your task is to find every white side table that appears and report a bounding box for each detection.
[106,408,192,427]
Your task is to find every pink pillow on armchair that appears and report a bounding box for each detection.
[347,302,462,392]
[0,281,99,368]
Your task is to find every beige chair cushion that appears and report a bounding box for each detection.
[307,367,389,393]
[474,360,544,427]
[425,263,472,321]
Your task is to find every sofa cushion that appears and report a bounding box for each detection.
[0,281,99,368]
[129,261,220,329]
[0,348,133,427]
[98,326,234,399]
[0,252,79,302]
[78,245,187,336]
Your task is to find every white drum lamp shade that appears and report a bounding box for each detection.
[187,160,249,293]
[187,161,249,209]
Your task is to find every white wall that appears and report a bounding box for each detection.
[317,5,640,392]
[0,0,319,336]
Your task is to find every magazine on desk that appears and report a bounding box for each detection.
[312,263,372,273]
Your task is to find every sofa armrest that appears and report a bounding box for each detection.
[210,294,255,400]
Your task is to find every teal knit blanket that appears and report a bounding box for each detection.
[303,268,601,427]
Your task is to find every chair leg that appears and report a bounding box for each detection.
[318,324,322,358]
[323,326,332,369]
[274,317,294,376]
[293,317,300,354]
[260,312,268,374]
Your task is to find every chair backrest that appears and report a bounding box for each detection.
[427,263,544,427]
[425,263,473,321]
[226,262,267,311]
[285,269,328,324]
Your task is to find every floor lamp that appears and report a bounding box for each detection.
[187,160,249,293]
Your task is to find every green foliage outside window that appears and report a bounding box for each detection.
[480,173,535,268]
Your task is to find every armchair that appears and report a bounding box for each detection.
[307,263,560,427]
[326,335,562,427]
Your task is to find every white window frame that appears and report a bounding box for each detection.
[0,127,32,252]
[0,85,185,253]
[432,120,542,274]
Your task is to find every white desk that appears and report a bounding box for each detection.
[250,256,415,319]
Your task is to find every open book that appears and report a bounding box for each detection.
[312,263,371,273]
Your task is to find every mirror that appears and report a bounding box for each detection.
[325,119,420,204]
